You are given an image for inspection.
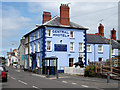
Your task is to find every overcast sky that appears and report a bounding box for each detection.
[0,0,120,57]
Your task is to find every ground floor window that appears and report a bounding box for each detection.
[99,58,103,62]
[69,58,74,67]
[37,57,40,67]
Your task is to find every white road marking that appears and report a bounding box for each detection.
[18,80,28,85]
[15,70,20,72]
[62,81,68,83]
[32,74,45,77]
[32,85,38,89]
[81,85,89,88]
[72,83,77,85]
[11,77,16,80]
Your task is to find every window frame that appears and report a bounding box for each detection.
[46,29,52,37]
[69,58,74,67]
[87,45,91,52]
[98,45,103,52]
[34,43,36,53]
[70,42,74,52]
[112,49,115,55]
[38,31,40,38]
[46,41,52,51]
[70,31,74,38]
[79,43,83,52]
[38,42,40,52]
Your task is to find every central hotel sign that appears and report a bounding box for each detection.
[52,30,69,37]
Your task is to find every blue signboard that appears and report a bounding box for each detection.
[54,44,67,51]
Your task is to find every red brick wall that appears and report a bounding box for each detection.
[60,4,70,26]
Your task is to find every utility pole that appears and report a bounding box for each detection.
[109,35,112,74]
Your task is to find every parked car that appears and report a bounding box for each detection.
[0,65,8,82]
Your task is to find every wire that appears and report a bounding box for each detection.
[71,5,118,18]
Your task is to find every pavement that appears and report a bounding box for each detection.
[1,66,120,90]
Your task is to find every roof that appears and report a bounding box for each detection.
[110,39,120,49]
[24,16,88,37]
[87,34,109,44]
[87,34,120,49]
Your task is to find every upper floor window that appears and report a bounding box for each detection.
[38,31,40,38]
[79,43,83,52]
[30,35,32,41]
[38,42,40,52]
[47,41,52,51]
[30,45,32,53]
[34,33,36,40]
[70,42,74,52]
[98,45,103,52]
[87,45,91,52]
[70,31,74,38]
[112,49,115,55]
[34,43,36,53]
[46,29,52,37]
[25,47,28,54]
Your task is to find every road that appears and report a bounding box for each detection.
[1,66,120,90]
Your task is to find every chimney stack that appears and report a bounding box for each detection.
[42,11,51,24]
[60,4,70,26]
[111,28,116,40]
[98,23,104,37]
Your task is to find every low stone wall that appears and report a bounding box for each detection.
[64,67,85,75]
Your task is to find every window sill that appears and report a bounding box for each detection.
[70,38,75,39]
[46,50,52,52]
[46,36,52,38]
[98,52,103,54]
[70,51,75,53]
[87,51,92,53]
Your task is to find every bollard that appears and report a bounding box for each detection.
[56,70,59,79]
[107,72,110,83]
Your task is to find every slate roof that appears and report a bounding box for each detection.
[43,16,87,29]
[87,34,120,49]
[24,16,88,37]
[87,34,109,44]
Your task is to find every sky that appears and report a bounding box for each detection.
[0,0,120,57]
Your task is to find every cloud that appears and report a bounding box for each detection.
[2,7,31,31]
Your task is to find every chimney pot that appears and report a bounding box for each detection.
[60,4,70,26]
[98,23,104,37]
[42,11,51,24]
[111,28,116,40]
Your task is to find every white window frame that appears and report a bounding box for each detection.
[37,57,40,67]
[87,45,91,52]
[38,42,40,52]
[112,49,115,55]
[34,43,36,53]
[70,31,74,38]
[98,45,103,52]
[46,29,52,37]
[79,43,83,52]
[38,31,40,38]
[34,33,36,40]
[30,45,32,53]
[29,58,32,67]
[47,41,52,51]
[70,42,74,52]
